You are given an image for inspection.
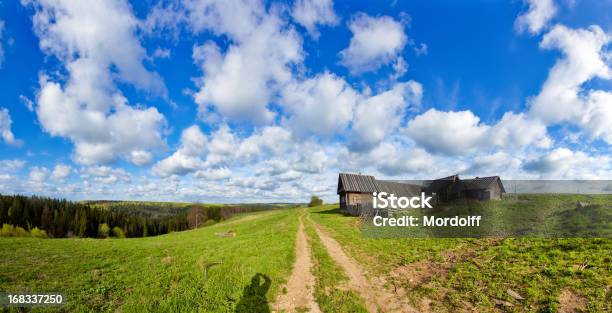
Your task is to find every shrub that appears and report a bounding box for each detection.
[0,224,15,237]
[0,224,31,237]
[14,226,28,237]
[111,226,125,238]
[308,195,323,207]
[30,227,48,238]
[98,223,110,238]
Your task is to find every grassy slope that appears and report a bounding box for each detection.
[0,209,299,313]
[308,204,612,313]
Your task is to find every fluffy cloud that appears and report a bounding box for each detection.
[28,166,50,184]
[0,108,20,146]
[81,166,131,185]
[488,112,552,148]
[339,13,407,74]
[281,72,357,137]
[522,148,612,179]
[153,124,294,177]
[27,0,168,165]
[405,109,489,155]
[292,0,338,38]
[405,109,551,155]
[194,167,231,180]
[528,24,611,143]
[336,141,439,178]
[52,164,72,180]
[461,152,522,177]
[0,159,26,172]
[515,0,557,35]
[152,125,208,177]
[189,0,303,124]
[350,81,422,151]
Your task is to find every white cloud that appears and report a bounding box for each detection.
[405,109,489,155]
[194,167,231,180]
[522,148,612,179]
[81,166,131,185]
[405,109,551,155]
[154,122,299,179]
[27,0,168,165]
[350,81,422,151]
[28,166,50,184]
[19,95,34,112]
[189,0,303,124]
[0,108,21,146]
[370,143,436,176]
[152,125,208,177]
[528,24,611,143]
[339,13,407,74]
[461,152,522,177]
[292,0,338,38]
[488,112,552,149]
[580,90,612,143]
[515,0,557,35]
[281,72,357,137]
[52,164,71,180]
[0,159,26,172]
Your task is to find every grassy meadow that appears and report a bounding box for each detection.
[0,196,610,312]
[0,209,299,312]
[308,201,612,313]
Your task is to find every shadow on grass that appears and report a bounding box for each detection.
[235,273,271,313]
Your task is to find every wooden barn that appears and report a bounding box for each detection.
[338,173,505,216]
[337,173,421,215]
[426,175,506,202]
[460,176,506,200]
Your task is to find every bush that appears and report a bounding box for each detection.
[14,226,28,237]
[308,196,323,207]
[98,223,110,238]
[0,224,15,237]
[111,226,125,238]
[30,227,48,238]
[0,224,33,237]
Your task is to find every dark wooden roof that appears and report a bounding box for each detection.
[434,174,460,181]
[375,181,421,197]
[461,176,505,192]
[425,174,460,192]
[337,173,422,196]
[337,173,378,194]
[338,173,505,195]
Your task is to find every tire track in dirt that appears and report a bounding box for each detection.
[309,217,418,313]
[274,212,321,313]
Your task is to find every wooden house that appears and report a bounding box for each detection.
[426,175,505,201]
[337,173,421,215]
[338,173,505,216]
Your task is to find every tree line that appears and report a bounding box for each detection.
[0,195,277,238]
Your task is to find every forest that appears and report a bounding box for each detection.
[0,194,280,238]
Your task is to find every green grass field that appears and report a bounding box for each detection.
[1,199,610,312]
[308,204,612,313]
[0,209,299,312]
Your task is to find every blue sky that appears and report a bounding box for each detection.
[0,0,610,202]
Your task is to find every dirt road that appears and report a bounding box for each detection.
[274,213,321,313]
